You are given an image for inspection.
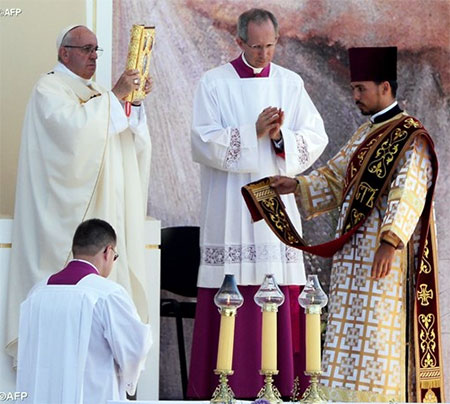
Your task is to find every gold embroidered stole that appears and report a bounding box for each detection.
[242,117,412,257]
[242,116,444,402]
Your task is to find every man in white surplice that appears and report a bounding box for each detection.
[6,25,152,363]
[16,219,152,404]
[188,8,328,398]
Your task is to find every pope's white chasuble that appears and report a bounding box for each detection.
[6,67,152,360]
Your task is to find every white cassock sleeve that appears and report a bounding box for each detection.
[102,288,152,396]
[277,79,328,176]
[191,79,259,173]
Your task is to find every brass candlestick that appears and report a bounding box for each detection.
[211,369,235,404]
[295,275,329,404]
[299,371,327,403]
[254,273,285,401]
[210,275,243,404]
[257,370,283,404]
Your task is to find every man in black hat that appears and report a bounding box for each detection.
[270,47,444,402]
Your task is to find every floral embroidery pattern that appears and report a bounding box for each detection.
[224,128,241,169]
[201,244,300,265]
[296,134,309,169]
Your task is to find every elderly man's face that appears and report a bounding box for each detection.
[237,20,278,69]
[60,27,98,79]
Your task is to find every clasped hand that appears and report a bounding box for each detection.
[112,69,153,104]
[256,107,284,140]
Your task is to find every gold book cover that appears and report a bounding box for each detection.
[125,24,155,102]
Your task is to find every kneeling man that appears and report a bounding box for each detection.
[16,219,152,404]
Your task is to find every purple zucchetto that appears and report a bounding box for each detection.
[348,46,397,82]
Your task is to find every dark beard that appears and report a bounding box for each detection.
[356,103,375,116]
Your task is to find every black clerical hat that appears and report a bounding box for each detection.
[348,47,397,81]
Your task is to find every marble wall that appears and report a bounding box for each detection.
[113,0,450,399]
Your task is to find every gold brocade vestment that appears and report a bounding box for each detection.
[295,113,442,402]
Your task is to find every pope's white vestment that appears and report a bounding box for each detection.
[16,273,152,404]
[192,61,328,287]
[6,63,152,359]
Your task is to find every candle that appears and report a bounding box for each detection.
[216,308,236,371]
[305,308,321,372]
[261,304,277,371]
[298,275,328,374]
[213,275,243,374]
[254,274,284,373]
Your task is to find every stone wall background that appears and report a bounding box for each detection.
[112,0,450,399]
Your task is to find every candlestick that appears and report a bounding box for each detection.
[254,274,285,403]
[211,274,243,404]
[298,371,328,403]
[297,274,328,403]
[257,370,282,404]
[211,370,235,404]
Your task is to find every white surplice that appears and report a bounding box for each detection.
[6,63,152,359]
[191,61,328,287]
[16,274,152,404]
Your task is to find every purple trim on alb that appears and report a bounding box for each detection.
[48,260,99,285]
[230,55,270,78]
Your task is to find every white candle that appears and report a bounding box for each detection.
[216,308,236,371]
[306,308,321,372]
[261,303,277,371]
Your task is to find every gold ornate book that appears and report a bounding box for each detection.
[125,24,156,102]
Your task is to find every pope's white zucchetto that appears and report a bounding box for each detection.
[56,25,83,50]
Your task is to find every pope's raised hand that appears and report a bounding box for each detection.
[143,76,153,96]
[112,69,140,100]
[128,76,154,106]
